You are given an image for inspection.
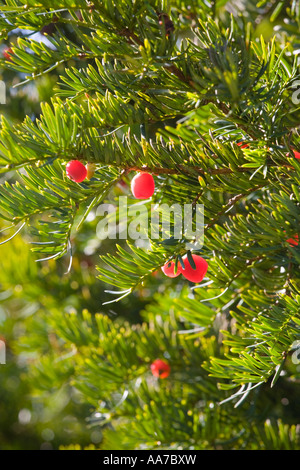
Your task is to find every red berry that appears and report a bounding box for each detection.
[287,234,299,246]
[150,359,170,379]
[293,151,300,159]
[66,160,87,183]
[131,172,155,199]
[286,150,300,159]
[161,260,181,278]
[3,47,13,60]
[180,254,208,283]
[237,141,249,149]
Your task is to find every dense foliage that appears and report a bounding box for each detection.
[0,0,300,450]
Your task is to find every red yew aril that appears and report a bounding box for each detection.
[161,260,181,278]
[180,254,208,283]
[287,234,299,246]
[66,160,87,183]
[293,151,300,159]
[150,359,170,379]
[286,150,300,159]
[131,172,155,199]
[237,141,249,149]
[3,47,13,60]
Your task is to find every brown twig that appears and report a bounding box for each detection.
[126,164,293,177]
[127,164,242,176]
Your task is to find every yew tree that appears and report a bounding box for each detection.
[0,0,300,450]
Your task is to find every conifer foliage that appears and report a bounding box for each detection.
[0,0,300,450]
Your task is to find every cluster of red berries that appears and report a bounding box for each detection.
[130,173,208,283]
[66,162,156,200]
[66,146,300,382]
[162,253,208,283]
[148,143,300,378]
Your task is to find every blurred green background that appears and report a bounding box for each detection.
[0,0,300,450]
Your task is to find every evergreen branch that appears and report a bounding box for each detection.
[206,184,266,230]
[127,163,293,177]
[205,291,300,388]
